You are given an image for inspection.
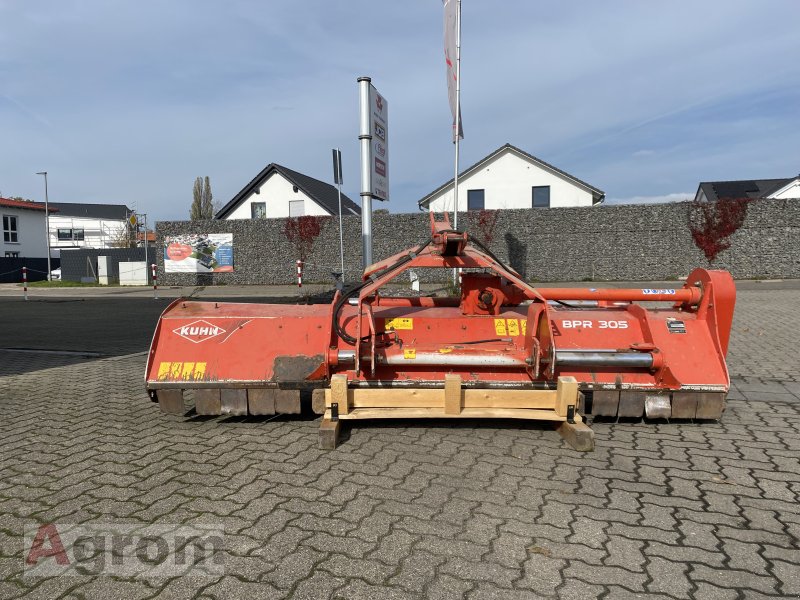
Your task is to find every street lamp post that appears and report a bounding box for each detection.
[35,171,51,280]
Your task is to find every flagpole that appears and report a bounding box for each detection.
[453,0,462,230]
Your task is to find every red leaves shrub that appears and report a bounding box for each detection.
[471,209,500,244]
[283,215,325,261]
[688,197,751,262]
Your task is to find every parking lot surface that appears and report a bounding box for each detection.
[1,286,798,599]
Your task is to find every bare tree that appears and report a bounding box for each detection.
[109,223,135,248]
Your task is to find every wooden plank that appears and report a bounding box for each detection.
[463,390,556,409]
[326,387,559,409]
[319,417,341,450]
[158,389,185,415]
[248,389,275,416]
[444,374,462,415]
[555,376,578,417]
[194,389,221,415]
[330,374,349,415]
[555,420,595,451]
[311,388,326,415]
[333,407,566,421]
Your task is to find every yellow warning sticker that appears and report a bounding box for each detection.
[494,319,507,335]
[385,318,414,330]
[404,349,417,359]
[494,318,526,336]
[157,362,208,381]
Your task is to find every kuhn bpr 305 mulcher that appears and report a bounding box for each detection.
[146,214,735,450]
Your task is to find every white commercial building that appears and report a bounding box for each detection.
[47,202,132,257]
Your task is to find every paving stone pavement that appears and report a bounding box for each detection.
[726,289,800,382]
[0,287,799,599]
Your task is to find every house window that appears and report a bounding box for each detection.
[251,202,266,219]
[467,189,485,211]
[57,228,85,241]
[3,215,18,243]
[532,186,551,208]
[5,251,19,258]
[289,200,305,218]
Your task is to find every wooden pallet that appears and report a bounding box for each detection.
[319,374,593,451]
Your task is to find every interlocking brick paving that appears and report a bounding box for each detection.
[0,353,798,599]
[0,286,798,598]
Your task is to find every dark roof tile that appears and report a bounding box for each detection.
[698,178,792,202]
[48,202,131,219]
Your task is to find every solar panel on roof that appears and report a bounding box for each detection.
[712,181,758,200]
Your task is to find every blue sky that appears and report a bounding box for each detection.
[1,1,798,220]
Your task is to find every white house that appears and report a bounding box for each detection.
[1,197,56,258]
[694,176,800,202]
[215,163,361,220]
[47,202,132,257]
[418,144,604,213]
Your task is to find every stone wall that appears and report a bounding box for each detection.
[156,198,799,285]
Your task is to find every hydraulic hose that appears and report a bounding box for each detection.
[333,238,432,345]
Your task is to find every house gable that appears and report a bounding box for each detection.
[419,144,604,212]
[769,177,800,199]
[223,171,332,219]
[216,163,361,220]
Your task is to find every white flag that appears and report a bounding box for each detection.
[443,0,463,141]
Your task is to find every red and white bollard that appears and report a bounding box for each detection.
[296,260,303,288]
[22,266,28,301]
[151,263,159,299]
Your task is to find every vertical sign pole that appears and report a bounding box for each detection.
[22,266,28,301]
[453,0,462,231]
[357,76,373,269]
[333,148,345,282]
[297,260,303,288]
[152,264,158,299]
[451,0,463,287]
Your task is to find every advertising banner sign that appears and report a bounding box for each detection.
[164,233,234,273]
[369,84,389,201]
